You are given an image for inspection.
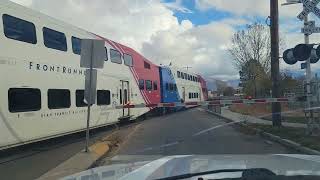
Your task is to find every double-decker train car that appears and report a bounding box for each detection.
[159,65,208,111]
[0,0,207,150]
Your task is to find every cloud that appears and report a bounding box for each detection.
[195,0,301,18]
[141,18,246,80]
[164,0,193,13]
[12,0,179,51]
[9,0,246,81]
[11,0,316,82]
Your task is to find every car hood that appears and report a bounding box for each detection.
[62,154,320,180]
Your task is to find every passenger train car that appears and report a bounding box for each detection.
[159,66,208,112]
[0,0,207,150]
[160,66,208,102]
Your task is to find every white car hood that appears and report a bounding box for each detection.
[62,154,320,180]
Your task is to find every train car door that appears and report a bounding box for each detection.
[182,87,186,102]
[120,80,130,117]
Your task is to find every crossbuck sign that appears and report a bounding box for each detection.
[297,0,320,21]
[297,0,320,35]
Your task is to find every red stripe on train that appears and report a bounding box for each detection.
[254,99,267,103]
[146,104,158,107]
[232,100,243,104]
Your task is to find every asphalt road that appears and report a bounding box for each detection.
[116,108,295,155]
[0,125,116,180]
[0,108,296,180]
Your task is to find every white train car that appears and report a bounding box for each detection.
[171,66,206,103]
[0,1,162,150]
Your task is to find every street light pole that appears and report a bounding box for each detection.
[270,0,282,127]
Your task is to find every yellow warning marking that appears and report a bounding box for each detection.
[89,142,109,157]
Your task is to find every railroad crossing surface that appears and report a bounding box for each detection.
[0,108,295,180]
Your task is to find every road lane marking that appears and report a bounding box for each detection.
[192,121,243,137]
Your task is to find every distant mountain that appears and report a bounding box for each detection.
[204,78,239,91]
[205,79,217,91]
[227,79,240,88]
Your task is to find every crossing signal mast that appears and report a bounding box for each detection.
[282,0,320,134]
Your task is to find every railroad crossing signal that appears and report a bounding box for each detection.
[297,0,320,21]
[283,44,320,65]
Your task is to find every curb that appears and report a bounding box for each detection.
[206,110,320,156]
[37,137,112,180]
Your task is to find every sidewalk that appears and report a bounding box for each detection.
[220,107,307,128]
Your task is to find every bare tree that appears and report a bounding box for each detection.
[229,23,272,73]
[229,23,285,97]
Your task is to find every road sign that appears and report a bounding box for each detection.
[79,39,105,153]
[301,20,320,34]
[301,62,307,69]
[302,27,320,34]
[80,39,105,69]
[297,0,320,21]
[84,69,97,105]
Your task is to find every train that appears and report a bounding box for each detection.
[0,0,208,150]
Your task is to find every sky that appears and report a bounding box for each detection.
[9,0,320,82]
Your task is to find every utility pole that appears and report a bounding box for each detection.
[304,12,314,134]
[270,0,282,127]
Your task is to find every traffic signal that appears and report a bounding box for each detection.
[293,44,312,61]
[283,44,319,65]
[310,48,320,64]
[283,49,297,65]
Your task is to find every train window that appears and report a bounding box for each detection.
[181,73,184,79]
[3,14,37,44]
[43,27,67,51]
[192,76,195,81]
[174,84,177,91]
[169,83,174,91]
[177,71,181,78]
[110,49,122,64]
[48,89,70,109]
[124,54,133,66]
[166,83,169,90]
[75,90,87,107]
[139,79,144,90]
[189,93,191,99]
[184,73,187,80]
[119,89,122,104]
[105,48,108,61]
[71,36,81,55]
[124,89,128,104]
[146,80,152,91]
[144,61,151,69]
[153,81,158,90]
[8,88,41,112]
[97,90,111,105]
[188,75,191,81]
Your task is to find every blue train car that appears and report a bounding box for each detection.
[159,66,182,112]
